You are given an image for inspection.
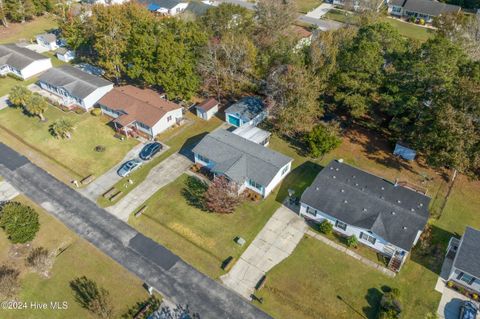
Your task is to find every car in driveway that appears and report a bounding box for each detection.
[117,159,143,177]
[139,142,163,160]
[459,301,478,319]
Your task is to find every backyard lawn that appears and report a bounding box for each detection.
[256,236,441,319]
[0,16,58,44]
[0,104,138,181]
[295,0,322,14]
[0,195,148,319]
[97,112,223,207]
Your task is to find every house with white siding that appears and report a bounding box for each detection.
[300,160,431,272]
[143,0,188,15]
[446,227,480,294]
[36,33,58,51]
[0,44,52,80]
[192,129,292,198]
[98,85,183,138]
[38,65,113,111]
[224,97,267,128]
[195,97,219,120]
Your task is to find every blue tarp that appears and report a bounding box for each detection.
[394,143,416,161]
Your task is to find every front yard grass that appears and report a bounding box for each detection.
[0,195,148,319]
[97,112,223,207]
[295,0,322,14]
[0,105,138,181]
[256,236,441,319]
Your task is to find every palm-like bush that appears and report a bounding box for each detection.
[8,85,31,107]
[49,118,75,139]
[25,94,49,121]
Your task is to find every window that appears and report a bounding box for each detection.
[281,164,290,176]
[457,272,476,285]
[335,220,347,231]
[167,116,172,122]
[248,179,262,191]
[136,121,150,130]
[360,232,376,245]
[306,206,317,217]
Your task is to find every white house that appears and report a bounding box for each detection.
[300,160,431,272]
[98,85,183,138]
[387,0,460,23]
[192,129,292,198]
[446,227,480,294]
[144,0,188,15]
[0,44,52,80]
[195,97,219,120]
[224,97,267,128]
[36,33,58,51]
[38,65,113,111]
[56,48,75,62]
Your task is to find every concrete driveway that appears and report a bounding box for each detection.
[106,152,192,221]
[306,3,334,19]
[221,205,306,298]
[79,142,167,201]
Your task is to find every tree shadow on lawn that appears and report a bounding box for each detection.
[275,161,323,204]
[362,287,383,319]
[410,225,458,275]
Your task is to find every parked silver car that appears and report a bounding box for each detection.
[117,159,142,177]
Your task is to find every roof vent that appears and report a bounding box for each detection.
[381,187,385,191]
[355,183,359,187]
[338,158,344,163]
[391,211,396,215]
[333,176,336,179]
[380,196,385,199]
[411,208,415,212]
[316,187,319,191]
[344,200,348,204]
[403,226,407,230]
[363,208,367,212]
[397,200,401,204]
[352,175,356,179]
[330,167,334,170]
[341,189,345,193]
[335,168,339,171]
[419,203,424,207]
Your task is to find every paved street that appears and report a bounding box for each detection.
[217,0,343,31]
[221,206,306,298]
[106,152,192,221]
[78,142,152,201]
[0,143,271,319]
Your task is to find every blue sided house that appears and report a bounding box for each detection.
[192,129,292,198]
[224,97,267,128]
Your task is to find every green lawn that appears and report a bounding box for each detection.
[322,10,433,42]
[256,236,441,319]
[0,16,58,44]
[296,0,322,14]
[0,105,138,180]
[97,112,223,207]
[0,76,37,97]
[0,195,148,319]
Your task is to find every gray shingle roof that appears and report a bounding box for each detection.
[37,33,57,43]
[225,97,265,122]
[454,227,480,279]
[192,129,292,186]
[0,43,50,70]
[403,0,460,16]
[140,0,184,9]
[300,160,431,251]
[185,1,212,15]
[38,65,112,99]
[389,0,407,6]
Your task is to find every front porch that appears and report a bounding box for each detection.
[28,83,78,109]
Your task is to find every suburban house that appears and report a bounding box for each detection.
[446,227,480,294]
[388,0,461,23]
[36,33,58,51]
[333,0,384,12]
[185,1,212,16]
[142,0,188,15]
[224,97,267,128]
[98,85,183,138]
[195,98,219,120]
[192,129,293,198]
[232,124,271,146]
[0,44,52,80]
[300,160,431,272]
[56,48,75,62]
[38,65,113,111]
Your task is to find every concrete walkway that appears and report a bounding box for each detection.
[222,206,307,299]
[79,142,168,201]
[106,152,192,221]
[306,229,396,277]
[0,181,19,201]
[0,95,11,110]
[306,3,334,19]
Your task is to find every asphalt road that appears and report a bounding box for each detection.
[217,0,344,31]
[0,143,272,319]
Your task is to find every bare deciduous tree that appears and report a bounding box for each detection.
[255,0,298,45]
[204,176,241,214]
[26,247,54,278]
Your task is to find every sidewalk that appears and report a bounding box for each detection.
[221,205,306,299]
[306,229,396,277]
[0,181,19,201]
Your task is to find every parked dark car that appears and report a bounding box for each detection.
[139,142,163,160]
[117,159,142,177]
[459,301,478,319]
